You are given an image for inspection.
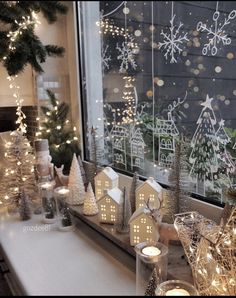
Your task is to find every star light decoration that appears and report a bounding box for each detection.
[159,13,189,63]
[196,2,236,56]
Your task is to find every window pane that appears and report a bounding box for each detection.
[78,1,236,205]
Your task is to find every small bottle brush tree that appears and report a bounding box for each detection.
[39,89,80,174]
[116,187,131,234]
[129,171,139,214]
[68,154,85,205]
[145,268,158,296]
[61,204,73,227]
[83,182,99,216]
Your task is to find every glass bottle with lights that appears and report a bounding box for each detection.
[39,181,57,223]
[54,186,75,231]
[135,241,168,296]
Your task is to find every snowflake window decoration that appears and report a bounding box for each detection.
[102,45,111,72]
[159,1,189,64]
[196,1,236,56]
[116,40,137,73]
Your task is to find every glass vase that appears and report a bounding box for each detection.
[39,181,57,224]
[135,241,168,296]
[155,280,198,296]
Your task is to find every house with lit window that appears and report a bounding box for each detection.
[129,206,159,246]
[94,166,119,200]
[130,127,146,171]
[97,187,123,224]
[135,177,163,210]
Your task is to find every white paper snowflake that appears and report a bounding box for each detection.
[197,4,236,56]
[159,15,189,63]
[102,45,111,72]
[116,41,137,73]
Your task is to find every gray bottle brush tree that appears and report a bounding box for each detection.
[116,187,132,234]
[129,171,139,214]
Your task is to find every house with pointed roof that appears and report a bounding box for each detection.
[130,127,146,170]
[154,112,179,168]
[110,125,129,169]
[135,177,163,210]
[128,206,160,246]
[97,187,123,224]
[94,166,119,200]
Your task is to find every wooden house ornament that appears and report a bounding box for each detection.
[94,166,119,200]
[135,177,163,210]
[97,187,123,224]
[129,206,159,246]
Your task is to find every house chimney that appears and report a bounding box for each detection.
[103,189,108,195]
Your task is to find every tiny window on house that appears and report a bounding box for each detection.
[134,224,140,232]
[139,194,145,200]
[97,180,101,186]
[97,189,102,195]
[110,205,116,212]
[105,181,109,188]
[147,226,153,234]
[134,236,140,244]
[101,205,106,211]
[106,197,111,203]
[111,214,116,221]
[138,203,145,208]
[141,218,146,224]
[101,214,106,220]
[150,194,155,201]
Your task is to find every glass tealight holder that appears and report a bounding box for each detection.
[155,280,198,296]
[39,181,57,224]
[135,241,168,296]
[54,187,75,232]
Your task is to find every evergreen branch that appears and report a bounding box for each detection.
[45,45,65,57]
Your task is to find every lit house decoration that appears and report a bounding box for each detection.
[128,206,159,246]
[130,127,146,171]
[97,187,123,224]
[94,166,119,200]
[110,125,128,170]
[135,177,163,210]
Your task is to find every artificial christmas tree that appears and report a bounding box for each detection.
[116,187,131,234]
[129,171,139,214]
[39,89,80,174]
[60,204,73,228]
[83,183,99,216]
[0,1,68,76]
[144,268,158,296]
[68,154,85,205]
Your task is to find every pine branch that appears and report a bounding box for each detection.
[45,45,65,57]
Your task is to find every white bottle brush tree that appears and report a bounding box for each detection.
[68,153,85,205]
[83,182,98,216]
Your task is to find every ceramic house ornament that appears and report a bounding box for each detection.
[94,166,119,200]
[135,177,163,210]
[97,187,123,224]
[128,206,160,246]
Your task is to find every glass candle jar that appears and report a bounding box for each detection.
[155,280,198,296]
[135,241,168,296]
[54,187,74,231]
[39,181,56,224]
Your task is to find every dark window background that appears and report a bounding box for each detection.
[79,1,236,206]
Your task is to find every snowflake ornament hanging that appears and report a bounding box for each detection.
[197,2,236,56]
[159,10,189,63]
[102,45,111,72]
[116,41,137,73]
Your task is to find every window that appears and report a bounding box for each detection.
[147,226,153,234]
[105,181,110,188]
[101,214,106,221]
[141,218,146,224]
[97,189,102,196]
[138,203,144,208]
[150,194,155,201]
[78,1,236,206]
[133,224,140,233]
[110,205,116,212]
[111,215,116,222]
[139,194,145,200]
[133,236,140,244]
[101,205,106,211]
[97,180,101,186]
[106,197,111,203]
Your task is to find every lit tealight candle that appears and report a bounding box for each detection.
[57,188,69,195]
[41,182,53,189]
[165,288,190,296]
[142,246,161,257]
